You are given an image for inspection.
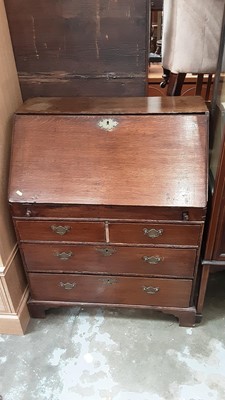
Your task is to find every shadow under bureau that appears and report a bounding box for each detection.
[8,96,208,326]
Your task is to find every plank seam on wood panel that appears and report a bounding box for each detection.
[18,72,146,83]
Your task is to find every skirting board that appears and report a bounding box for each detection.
[0,288,30,335]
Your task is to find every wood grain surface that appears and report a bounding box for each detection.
[16,220,106,242]
[9,112,208,208]
[4,0,149,98]
[109,223,202,246]
[21,243,196,277]
[28,273,193,307]
[17,96,208,115]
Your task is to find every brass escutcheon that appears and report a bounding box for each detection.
[143,228,163,239]
[96,247,117,257]
[51,225,71,236]
[100,278,118,285]
[55,251,73,261]
[143,286,160,295]
[98,118,118,132]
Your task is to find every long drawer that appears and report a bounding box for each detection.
[109,223,201,245]
[15,220,105,242]
[21,243,196,277]
[29,273,193,308]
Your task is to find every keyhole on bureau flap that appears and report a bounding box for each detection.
[98,118,118,132]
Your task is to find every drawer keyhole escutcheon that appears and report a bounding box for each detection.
[98,118,118,132]
[143,286,160,295]
[143,228,163,238]
[96,247,116,257]
[55,251,73,261]
[142,255,162,264]
[100,278,118,285]
[51,225,71,236]
[59,282,76,290]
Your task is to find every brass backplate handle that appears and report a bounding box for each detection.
[51,225,71,236]
[55,251,73,261]
[59,282,76,290]
[143,228,163,238]
[96,247,117,257]
[143,286,160,295]
[142,255,162,264]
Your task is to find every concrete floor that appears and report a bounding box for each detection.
[1,272,225,400]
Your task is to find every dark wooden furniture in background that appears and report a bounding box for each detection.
[149,0,163,62]
[148,65,214,99]
[197,124,225,315]
[151,0,163,10]
[4,0,150,99]
[165,72,213,100]
[9,96,208,326]
[197,13,225,316]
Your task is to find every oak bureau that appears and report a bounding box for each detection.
[8,96,208,326]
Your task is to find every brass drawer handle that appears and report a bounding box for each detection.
[143,286,160,295]
[142,255,162,264]
[100,278,118,285]
[55,251,73,261]
[59,282,76,290]
[51,225,71,236]
[96,247,116,257]
[143,228,163,239]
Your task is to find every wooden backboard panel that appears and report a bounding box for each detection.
[4,0,150,99]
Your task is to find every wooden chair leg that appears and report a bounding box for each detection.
[160,68,170,88]
[166,72,186,96]
[195,74,204,96]
[205,74,213,101]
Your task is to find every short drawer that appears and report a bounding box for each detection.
[29,273,192,308]
[21,243,196,278]
[15,220,105,242]
[109,223,201,246]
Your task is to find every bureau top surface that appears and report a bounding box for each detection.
[9,97,208,209]
[16,96,208,115]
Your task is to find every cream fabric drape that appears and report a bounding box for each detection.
[162,0,224,73]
